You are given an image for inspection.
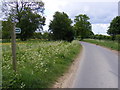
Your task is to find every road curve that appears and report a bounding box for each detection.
[72,41,118,88]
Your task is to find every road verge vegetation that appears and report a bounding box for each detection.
[2,40,81,88]
[83,39,119,51]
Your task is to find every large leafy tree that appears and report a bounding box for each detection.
[107,16,120,36]
[49,11,74,42]
[2,19,13,39]
[2,1,45,41]
[17,7,45,41]
[74,14,92,39]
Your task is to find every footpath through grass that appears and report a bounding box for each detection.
[2,40,81,88]
[83,39,119,51]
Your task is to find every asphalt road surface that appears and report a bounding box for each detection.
[72,41,118,88]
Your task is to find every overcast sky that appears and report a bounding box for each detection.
[43,0,119,35]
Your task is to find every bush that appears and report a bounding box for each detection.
[115,35,120,41]
[90,34,113,41]
[33,32,42,39]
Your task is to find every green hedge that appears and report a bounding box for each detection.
[90,34,120,41]
[115,35,120,41]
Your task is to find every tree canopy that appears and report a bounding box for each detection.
[17,7,45,41]
[2,1,45,41]
[2,20,13,39]
[107,16,120,36]
[49,11,74,42]
[74,14,93,39]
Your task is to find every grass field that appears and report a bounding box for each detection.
[2,40,81,88]
[83,39,119,51]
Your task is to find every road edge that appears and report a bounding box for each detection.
[82,41,119,55]
[52,43,83,88]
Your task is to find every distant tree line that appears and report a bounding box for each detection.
[91,16,120,41]
[48,12,94,41]
[2,10,93,42]
[91,34,120,41]
[1,0,94,42]
[3,1,120,42]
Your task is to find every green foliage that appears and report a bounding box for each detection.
[33,32,52,40]
[0,22,2,39]
[83,39,119,51]
[2,20,13,39]
[3,1,45,41]
[115,35,120,41]
[33,32,42,39]
[2,40,81,88]
[42,32,51,40]
[74,14,93,39]
[17,7,45,41]
[49,11,74,42]
[107,16,120,36]
[90,34,120,41]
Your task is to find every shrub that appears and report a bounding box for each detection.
[115,35,120,41]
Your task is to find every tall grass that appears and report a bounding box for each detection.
[83,39,119,51]
[2,40,81,88]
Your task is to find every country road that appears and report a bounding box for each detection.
[72,41,118,88]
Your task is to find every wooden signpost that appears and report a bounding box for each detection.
[11,23,21,72]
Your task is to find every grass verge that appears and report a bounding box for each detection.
[83,39,119,51]
[2,40,81,88]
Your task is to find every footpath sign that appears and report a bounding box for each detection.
[15,28,21,34]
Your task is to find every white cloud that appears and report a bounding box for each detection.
[43,0,67,30]
[92,24,110,35]
[43,0,119,35]
[59,2,118,24]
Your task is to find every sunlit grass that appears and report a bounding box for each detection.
[83,39,119,51]
[2,40,81,88]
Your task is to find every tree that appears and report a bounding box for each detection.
[49,11,74,42]
[74,14,92,40]
[86,30,94,38]
[107,16,120,36]
[2,1,45,41]
[2,20,13,39]
[17,7,45,41]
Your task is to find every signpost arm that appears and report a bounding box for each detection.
[11,23,17,72]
